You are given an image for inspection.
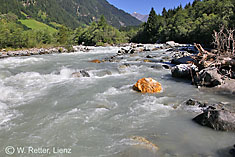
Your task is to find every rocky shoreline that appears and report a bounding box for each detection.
[0,45,95,59]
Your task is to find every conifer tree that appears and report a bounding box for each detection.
[144,7,159,43]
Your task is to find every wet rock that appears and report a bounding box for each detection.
[130,47,144,54]
[151,64,163,70]
[90,59,102,63]
[119,65,129,69]
[151,47,160,51]
[137,44,144,47]
[117,48,128,55]
[185,99,207,108]
[172,51,191,58]
[194,67,223,87]
[171,56,195,65]
[166,41,180,47]
[193,108,235,131]
[146,55,154,58]
[71,72,81,77]
[143,59,152,63]
[162,64,171,69]
[0,53,8,58]
[72,70,90,78]
[171,64,198,79]
[131,136,159,151]
[229,145,235,157]
[80,70,90,77]
[133,78,162,93]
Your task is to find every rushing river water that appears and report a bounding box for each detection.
[0,46,234,157]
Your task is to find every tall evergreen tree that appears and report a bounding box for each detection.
[144,8,159,43]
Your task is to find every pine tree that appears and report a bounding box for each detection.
[145,8,159,43]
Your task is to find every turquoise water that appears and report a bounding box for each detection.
[0,46,234,157]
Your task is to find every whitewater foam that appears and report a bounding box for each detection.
[0,57,45,68]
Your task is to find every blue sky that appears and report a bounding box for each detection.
[107,0,194,15]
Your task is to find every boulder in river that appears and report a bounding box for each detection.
[171,64,198,79]
[146,55,154,58]
[166,41,180,47]
[72,70,90,78]
[193,108,235,131]
[161,64,171,69]
[229,145,235,156]
[171,56,195,65]
[133,78,162,93]
[185,99,207,108]
[194,67,223,87]
[90,59,102,63]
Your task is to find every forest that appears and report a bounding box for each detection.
[132,0,235,47]
[0,0,235,50]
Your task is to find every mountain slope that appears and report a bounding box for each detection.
[0,0,141,28]
[131,12,149,22]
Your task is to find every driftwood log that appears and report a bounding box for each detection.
[193,43,235,69]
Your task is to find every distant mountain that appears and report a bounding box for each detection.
[0,0,141,28]
[131,12,149,22]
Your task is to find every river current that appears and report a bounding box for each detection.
[0,46,234,157]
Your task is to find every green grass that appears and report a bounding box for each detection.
[20,11,28,17]
[19,19,57,33]
[49,22,63,29]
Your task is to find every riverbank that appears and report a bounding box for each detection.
[0,41,192,59]
[0,47,68,59]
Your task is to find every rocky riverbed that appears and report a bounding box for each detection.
[0,43,234,156]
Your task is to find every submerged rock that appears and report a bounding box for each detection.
[193,108,235,131]
[171,64,198,79]
[161,64,171,69]
[229,145,235,156]
[72,70,90,78]
[131,136,159,151]
[171,56,194,65]
[146,55,154,58]
[143,59,152,63]
[151,64,163,70]
[90,59,102,63]
[133,78,162,93]
[215,79,235,94]
[185,99,207,108]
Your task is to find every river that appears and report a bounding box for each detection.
[0,46,234,157]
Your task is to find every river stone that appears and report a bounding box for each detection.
[131,136,159,151]
[171,64,198,79]
[229,145,235,156]
[72,70,90,78]
[133,78,162,93]
[80,70,90,77]
[195,67,223,87]
[161,64,171,69]
[193,109,235,131]
[185,99,207,107]
[90,59,102,63]
[146,55,154,58]
[151,64,163,70]
[171,56,195,65]
[166,41,179,47]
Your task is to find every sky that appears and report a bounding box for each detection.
[107,0,195,15]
